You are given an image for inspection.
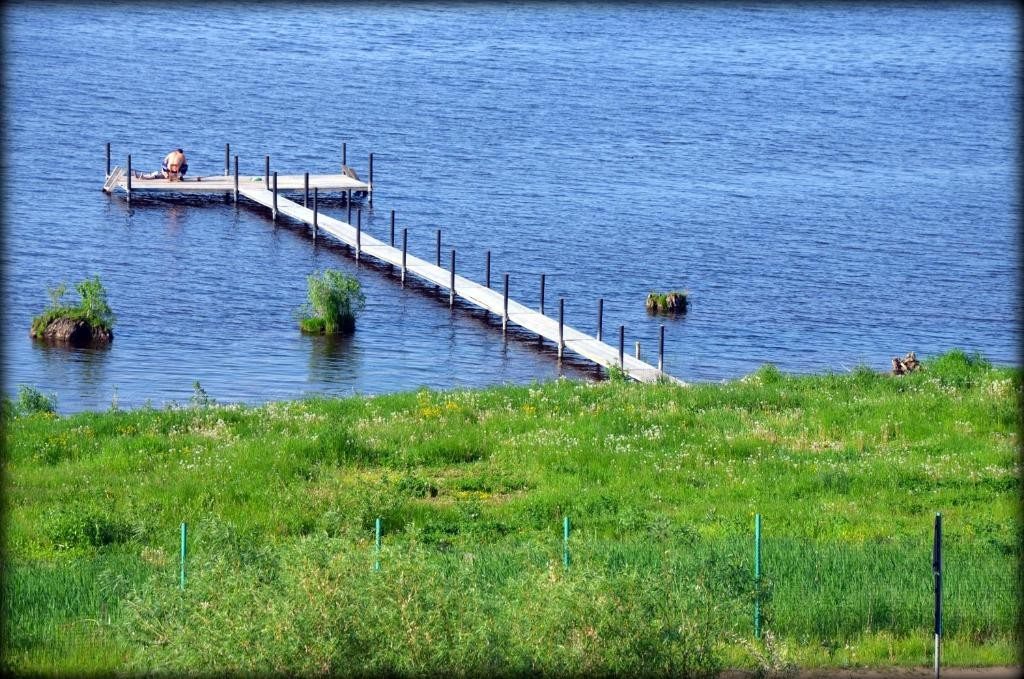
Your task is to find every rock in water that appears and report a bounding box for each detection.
[35,317,113,346]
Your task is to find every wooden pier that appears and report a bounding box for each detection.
[103,149,682,385]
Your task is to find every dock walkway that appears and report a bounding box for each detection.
[103,162,681,385]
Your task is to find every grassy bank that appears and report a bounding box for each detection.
[2,351,1019,676]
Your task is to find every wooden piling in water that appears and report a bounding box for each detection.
[659,325,665,372]
[313,187,319,239]
[224,143,230,176]
[450,250,456,307]
[106,143,111,177]
[619,325,625,367]
[368,153,374,207]
[264,155,270,187]
[304,172,309,208]
[503,274,509,333]
[356,208,362,260]
[233,156,239,203]
[558,298,565,358]
[597,298,603,342]
[342,142,347,168]
[435,229,441,267]
[540,274,546,315]
[401,228,408,284]
[126,154,132,202]
[272,172,278,221]
[486,251,491,289]
[390,210,395,246]
[635,341,641,360]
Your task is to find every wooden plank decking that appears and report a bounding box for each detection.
[103,168,370,195]
[235,185,682,385]
[102,164,681,385]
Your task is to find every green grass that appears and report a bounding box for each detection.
[29,276,116,338]
[2,350,1020,676]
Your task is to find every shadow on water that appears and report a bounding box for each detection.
[305,331,361,385]
[29,340,112,405]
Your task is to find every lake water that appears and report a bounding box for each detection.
[4,3,1019,413]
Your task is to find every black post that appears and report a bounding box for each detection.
[356,208,362,260]
[540,274,546,315]
[126,154,132,201]
[347,189,352,206]
[233,155,239,203]
[368,153,374,207]
[313,187,319,239]
[558,298,565,358]
[619,325,625,367]
[106,142,111,176]
[435,229,441,267]
[224,143,230,176]
[449,250,456,307]
[597,298,604,342]
[264,155,270,187]
[659,324,665,372]
[342,142,347,168]
[347,199,352,224]
[390,210,395,246]
[272,172,278,221]
[933,513,943,679]
[486,251,491,289]
[304,172,309,208]
[401,228,408,284]
[503,274,509,333]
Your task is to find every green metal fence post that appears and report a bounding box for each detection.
[563,516,570,571]
[755,513,762,639]
[374,517,382,572]
[180,522,187,591]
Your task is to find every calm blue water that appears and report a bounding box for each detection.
[4,3,1019,413]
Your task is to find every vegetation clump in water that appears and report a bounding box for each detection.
[296,269,365,334]
[29,276,115,345]
[646,290,688,314]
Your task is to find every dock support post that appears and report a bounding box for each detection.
[272,172,278,221]
[347,199,352,224]
[503,274,509,333]
[264,155,269,187]
[435,229,441,267]
[347,189,352,206]
[126,154,132,203]
[635,341,641,360]
[224,143,230,176]
[313,188,319,239]
[486,251,491,289]
[401,228,408,284]
[106,142,111,177]
[342,142,347,168]
[303,172,309,208]
[233,156,239,203]
[619,325,625,368]
[390,210,395,246]
[449,250,456,307]
[540,274,546,315]
[597,298,603,341]
[356,209,362,260]
[558,298,565,359]
[368,153,374,207]
[659,325,665,372]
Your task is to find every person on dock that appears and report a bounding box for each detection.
[142,148,188,181]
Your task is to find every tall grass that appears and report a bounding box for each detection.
[296,269,365,334]
[3,350,1019,675]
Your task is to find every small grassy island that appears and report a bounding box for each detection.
[296,269,365,334]
[646,290,688,314]
[2,351,1018,676]
[30,276,116,346]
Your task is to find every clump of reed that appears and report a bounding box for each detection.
[296,270,366,334]
[646,290,688,314]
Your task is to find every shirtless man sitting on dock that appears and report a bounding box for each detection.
[142,149,188,181]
